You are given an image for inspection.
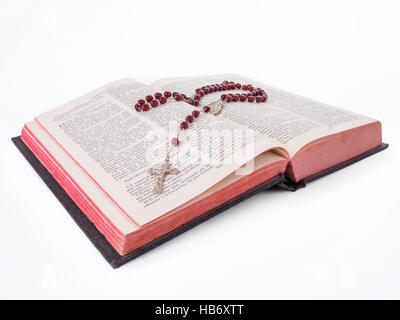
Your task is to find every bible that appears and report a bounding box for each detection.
[13,74,387,268]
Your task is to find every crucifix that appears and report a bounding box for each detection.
[148,156,180,194]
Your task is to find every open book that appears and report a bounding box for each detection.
[17,74,385,266]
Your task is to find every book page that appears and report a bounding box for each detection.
[152,74,377,156]
[24,121,138,235]
[35,79,283,226]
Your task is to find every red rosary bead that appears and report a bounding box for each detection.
[186,115,194,123]
[146,95,153,102]
[203,106,210,113]
[159,96,167,104]
[171,137,180,146]
[142,103,149,111]
[154,92,162,99]
[151,100,159,108]
[180,121,189,129]
[164,91,172,98]
[192,110,200,118]
[134,104,141,111]
[138,99,145,105]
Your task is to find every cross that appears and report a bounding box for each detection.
[148,158,180,194]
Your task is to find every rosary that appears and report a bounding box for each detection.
[133,80,268,194]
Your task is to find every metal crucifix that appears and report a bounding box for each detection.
[148,157,180,194]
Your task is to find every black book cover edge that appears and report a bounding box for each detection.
[12,136,388,268]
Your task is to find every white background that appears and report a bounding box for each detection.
[0,0,399,299]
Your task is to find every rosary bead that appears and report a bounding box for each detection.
[263,96,268,102]
[235,83,241,89]
[233,94,239,102]
[164,91,172,98]
[146,95,153,102]
[226,95,233,102]
[242,85,248,90]
[155,92,162,99]
[175,94,183,101]
[198,89,205,97]
[221,94,226,100]
[192,110,200,118]
[256,96,263,103]
[203,106,211,113]
[142,103,150,111]
[180,121,189,129]
[159,96,167,104]
[193,100,199,106]
[222,84,228,90]
[151,99,159,107]
[138,99,145,105]
[171,137,180,146]
[248,96,255,102]
[134,104,142,111]
[204,88,210,94]
[194,94,201,101]
[186,115,194,123]
[240,95,247,101]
